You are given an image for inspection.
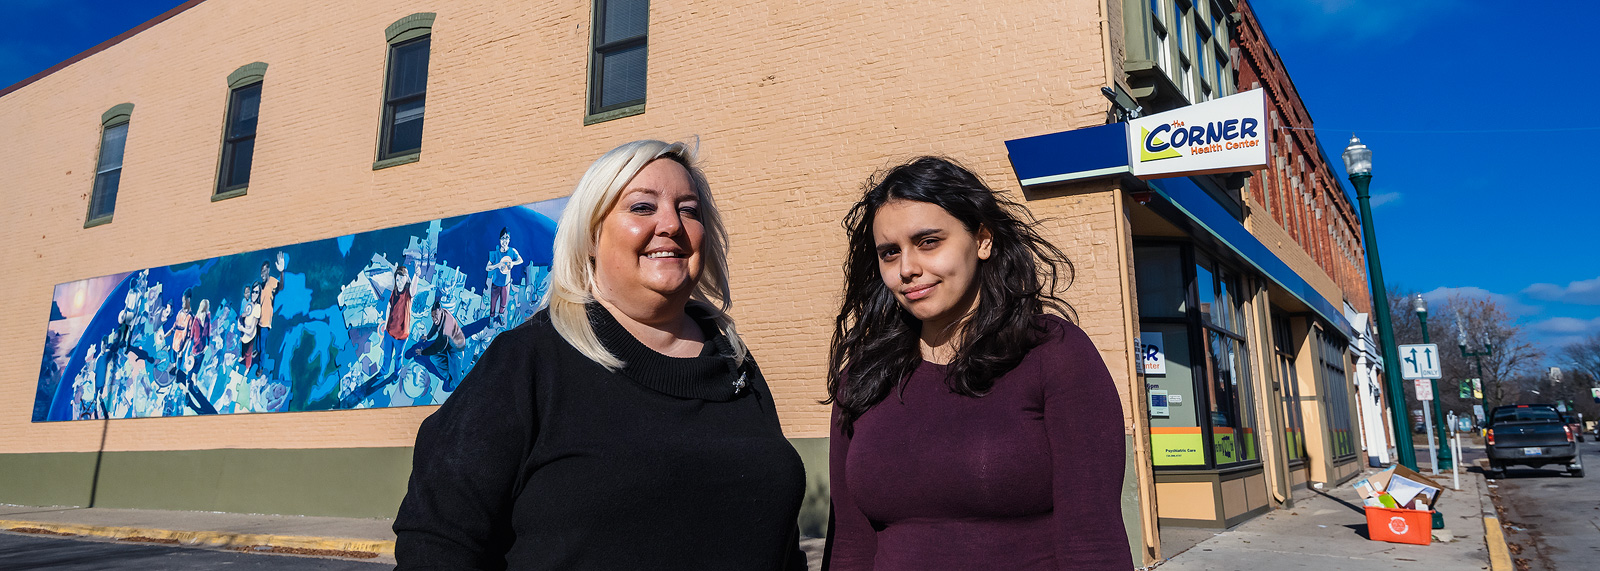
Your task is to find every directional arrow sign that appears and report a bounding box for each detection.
[1399,343,1442,379]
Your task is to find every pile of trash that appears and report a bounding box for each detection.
[1352,465,1444,545]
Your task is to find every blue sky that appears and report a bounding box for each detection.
[1249,0,1600,362]
[5,1,1596,362]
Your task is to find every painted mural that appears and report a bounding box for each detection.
[33,198,567,422]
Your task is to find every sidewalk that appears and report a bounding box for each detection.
[0,504,396,563]
[1154,465,1500,570]
[0,504,833,568]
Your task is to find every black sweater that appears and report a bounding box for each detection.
[394,305,807,570]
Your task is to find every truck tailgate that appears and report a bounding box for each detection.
[1494,422,1568,446]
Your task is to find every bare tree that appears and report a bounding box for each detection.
[1449,296,1544,408]
[1564,333,1600,381]
[1385,289,1545,420]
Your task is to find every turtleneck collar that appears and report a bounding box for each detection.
[586,302,748,402]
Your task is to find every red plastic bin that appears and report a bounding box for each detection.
[1364,506,1433,545]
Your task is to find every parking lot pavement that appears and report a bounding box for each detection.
[1486,439,1600,571]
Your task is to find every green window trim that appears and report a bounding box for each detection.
[582,102,645,126]
[373,151,421,170]
[227,62,268,89]
[101,102,134,128]
[386,12,435,44]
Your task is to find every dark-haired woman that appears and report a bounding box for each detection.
[823,157,1132,570]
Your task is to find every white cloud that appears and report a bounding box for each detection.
[1523,276,1600,305]
[1369,192,1401,208]
[1420,286,1540,317]
[1527,316,1600,335]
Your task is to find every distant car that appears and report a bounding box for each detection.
[1564,416,1585,443]
[1486,404,1583,477]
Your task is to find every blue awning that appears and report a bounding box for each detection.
[1004,127,1355,338]
[1146,177,1355,338]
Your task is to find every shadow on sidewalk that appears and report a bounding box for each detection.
[1343,523,1371,540]
[0,507,87,518]
[1313,489,1366,515]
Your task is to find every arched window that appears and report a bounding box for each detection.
[86,103,133,227]
[375,12,434,169]
[215,62,267,200]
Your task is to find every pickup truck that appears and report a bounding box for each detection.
[1486,404,1583,477]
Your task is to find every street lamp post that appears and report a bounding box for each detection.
[1457,314,1495,423]
[1414,294,1451,470]
[1345,136,1418,470]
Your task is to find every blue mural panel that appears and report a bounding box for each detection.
[33,198,567,422]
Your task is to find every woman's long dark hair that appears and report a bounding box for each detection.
[826,157,1074,434]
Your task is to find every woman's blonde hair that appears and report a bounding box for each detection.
[546,139,745,371]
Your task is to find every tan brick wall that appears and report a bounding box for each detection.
[1244,205,1346,310]
[0,0,1124,453]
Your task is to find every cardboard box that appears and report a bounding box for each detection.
[1360,464,1445,507]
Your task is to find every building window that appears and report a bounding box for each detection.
[1274,314,1306,462]
[216,62,266,198]
[1318,330,1357,459]
[1197,256,1258,466]
[377,13,434,167]
[1137,244,1205,468]
[1137,242,1261,469]
[1154,0,1232,104]
[587,0,649,121]
[86,103,133,227]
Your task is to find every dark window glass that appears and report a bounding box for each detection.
[1195,257,1215,323]
[218,83,261,192]
[599,44,648,111]
[1319,331,1355,458]
[89,122,128,221]
[1274,315,1305,462]
[603,0,649,43]
[1134,245,1188,318]
[1207,330,1257,465]
[381,37,430,159]
[1492,407,1559,423]
[590,0,649,114]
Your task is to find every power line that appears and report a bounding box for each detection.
[1278,126,1600,134]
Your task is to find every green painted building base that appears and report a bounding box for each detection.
[1,436,1146,566]
[0,447,412,519]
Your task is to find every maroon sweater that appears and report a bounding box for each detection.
[825,316,1133,570]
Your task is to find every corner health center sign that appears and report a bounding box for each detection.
[1128,89,1268,179]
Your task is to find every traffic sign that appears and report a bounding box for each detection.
[1414,379,1433,401]
[1398,343,1442,379]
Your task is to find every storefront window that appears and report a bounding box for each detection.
[1138,244,1261,469]
[1136,244,1205,467]
[1273,314,1306,462]
[1318,330,1357,459]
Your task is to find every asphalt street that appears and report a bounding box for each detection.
[0,530,389,571]
[1483,437,1600,570]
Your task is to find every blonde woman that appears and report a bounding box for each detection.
[395,140,807,570]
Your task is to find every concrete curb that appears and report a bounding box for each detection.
[1475,472,1512,571]
[0,519,394,558]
